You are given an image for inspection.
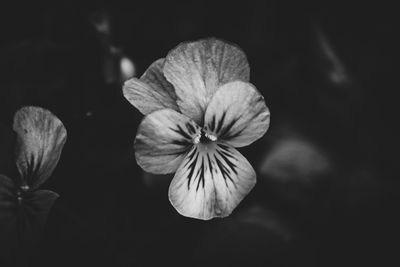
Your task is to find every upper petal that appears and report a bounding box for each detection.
[163,38,250,124]
[13,107,67,190]
[123,58,179,115]
[204,81,270,148]
[168,143,256,220]
[134,109,201,174]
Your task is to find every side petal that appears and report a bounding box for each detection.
[164,38,250,124]
[123,58,179,115]
[13,107,67,190]
[168,143,256,220]
[204,81,270,148]
[134,109,201,174]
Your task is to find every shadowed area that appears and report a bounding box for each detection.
[0,1,398,267]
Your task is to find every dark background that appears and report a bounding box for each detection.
[0,1,398,266]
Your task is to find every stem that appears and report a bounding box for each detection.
[16,198,29,267]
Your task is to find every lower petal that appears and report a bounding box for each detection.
[168,143,256,220]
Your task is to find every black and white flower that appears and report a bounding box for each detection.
[124,38,270,220]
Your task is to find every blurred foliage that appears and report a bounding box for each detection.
[0,1,398,267]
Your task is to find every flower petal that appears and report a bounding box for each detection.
[134,109,201,174]
[164,38,250,124]
[13,107,67,190]
[123,58,179,115]
[168,143,256,220]
[204,81,270,148]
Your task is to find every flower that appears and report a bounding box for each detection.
[0,106,67,248]
[123,38,270,220]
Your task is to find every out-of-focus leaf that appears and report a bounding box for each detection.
[259,137,331,183]
[18,189,59,247]
[193,205,293,267]
[0,123,15,175]
[0,179,58,264]
[13,106,67,190]
[0,174,18,264]
[142,172,172,187]
[315,25,351,87]
[235,205,292,241]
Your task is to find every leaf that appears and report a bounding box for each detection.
[0,175,18,264]
[0,175,58,264]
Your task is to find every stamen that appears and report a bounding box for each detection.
[205,132,217,142]
[20,185,29,191]
[193,134,201,144]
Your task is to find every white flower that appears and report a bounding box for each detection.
[123,38,270,220]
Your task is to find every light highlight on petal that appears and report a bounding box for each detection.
[168,143,256,220]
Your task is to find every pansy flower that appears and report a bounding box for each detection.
[0,107,67,250]
[123,38,270,220]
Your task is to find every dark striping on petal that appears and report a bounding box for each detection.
[26,153,41,182]
[210,115,216,132]
[170,125,192,140]
[186,150,199,190]
[171,140,191,146]
[195,156,205,192]
[26,154,35,179]
[142,59,177,101]
[206,153,213,174]
[186,122,197,135]
[221,105,268,141]
[219,117,239,139]
[224,128,245,140]
[214,155,235,186]
[215,111,226,133]
[216,149,238,176]
[159,151,185,156]
[217,143,230,151]
[218,148,236,160]
[183,147,197,168]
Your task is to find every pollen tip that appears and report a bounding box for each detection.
[206,133,217,142]
[193,134,201,144]
[20,185,30,191]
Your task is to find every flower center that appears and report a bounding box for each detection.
[194,129,217,144]
[17,185,29,205]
